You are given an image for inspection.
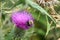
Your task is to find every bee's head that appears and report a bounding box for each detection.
[26,20,34,27]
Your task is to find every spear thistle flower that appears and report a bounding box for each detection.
[11,10,34,30]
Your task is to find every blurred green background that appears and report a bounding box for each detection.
[0,0,60,40]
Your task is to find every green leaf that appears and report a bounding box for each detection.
[45,16,51,36]
[26,0,56,24]
[30,9,47,27]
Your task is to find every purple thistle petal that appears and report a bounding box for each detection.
[11,10,34,30]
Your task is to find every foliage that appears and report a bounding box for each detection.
[0,0,60,40]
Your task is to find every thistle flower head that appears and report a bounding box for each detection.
[11,10,34,30]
